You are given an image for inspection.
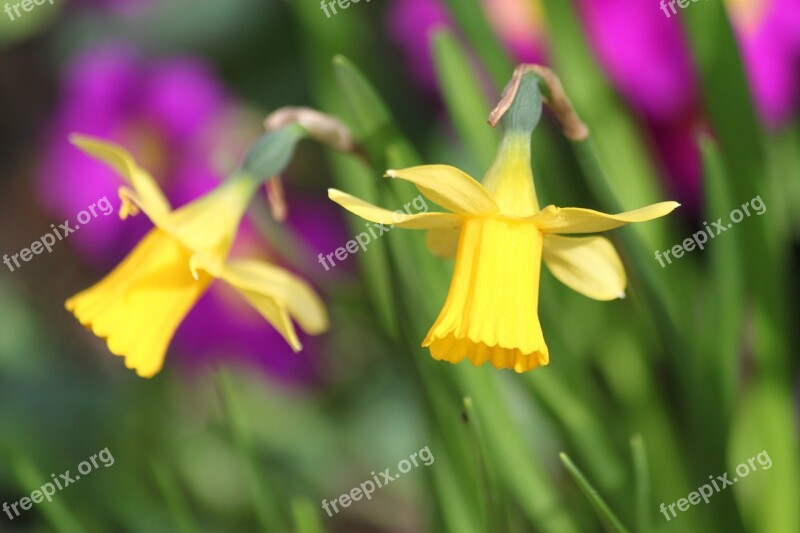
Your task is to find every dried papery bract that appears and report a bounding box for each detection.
[488,64,589,141]
[264,107,356,152]
[262,107,361,221]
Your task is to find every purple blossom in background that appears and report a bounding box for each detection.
[575,0,702,208]
[38,44,345,384]
[385,0,545,91]
[386,0,453,91]
[576,0,800,207]
[575,0,698,122]
[482,0,547,64]
[728,0,800,127]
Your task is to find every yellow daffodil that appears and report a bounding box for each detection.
[66,134,328,378]
[328,73,678,373]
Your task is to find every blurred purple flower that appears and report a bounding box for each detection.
[575,0,800,208]
[482,0,547,64]
[37,44,344,384]
[728,0,800,127]
[385,0,545,91]
[386,0,452,91]
[576,0,698,122]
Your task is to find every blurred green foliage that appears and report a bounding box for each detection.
[1,0,798,532]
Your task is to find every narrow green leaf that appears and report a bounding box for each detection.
[3,447,85,533]
[428,440,484,533]
[630,435,652,533]
[525,372,626,497]
[682,0,787,376]
[698,136,744,415]
[462,397,509,533]
[332,55,420,171]
[217,369,283,532]
[559,452,629,533]
[459,367,581,533]
[151,460,198,533]
[728,380,800,532]
[431,29,499,171]
[437,0,513,87]
[291,498,322,533]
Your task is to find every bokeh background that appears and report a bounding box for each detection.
[0,0,798,531]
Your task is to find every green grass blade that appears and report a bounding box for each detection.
[437,0,513,88]
[525,371,626,497]
[216,369,283,532]
[698,136,744,416]
[559,452,630,533]
[151,460,199,533]
[431,29,499,172]
[462,397,509,533]
[4,447,86,533]
[291,498,322,533]
[630,435,652,533]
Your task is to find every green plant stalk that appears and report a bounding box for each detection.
[463,397,510,533]
[560,452,630,533]
[5,447,85,533]
[151,460,199,533]
[698,137,744,417]
[291,498,323,533]
[432,29,500,171]
[216,369,283,532]
[437,0,514,88]
[525,371,626,496]
[630,435,652,533]
[681,0,788,377]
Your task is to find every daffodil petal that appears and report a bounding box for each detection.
[423,218,549,372]
[65,229,211,378]
[328,189,464,229]
[425,228,460,258]
[532,202,680,234]
[542,234,626,301]
[165,176,257,257]
[385,165,499,215]
[222,260,328,335]
[191,257,328,352]
[69,134,171,220]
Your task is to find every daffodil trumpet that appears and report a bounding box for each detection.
[329,70,679,373]
[66,125,328,378]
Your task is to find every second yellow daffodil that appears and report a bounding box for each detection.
[66,133,328,378]
[329,72,678,373]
